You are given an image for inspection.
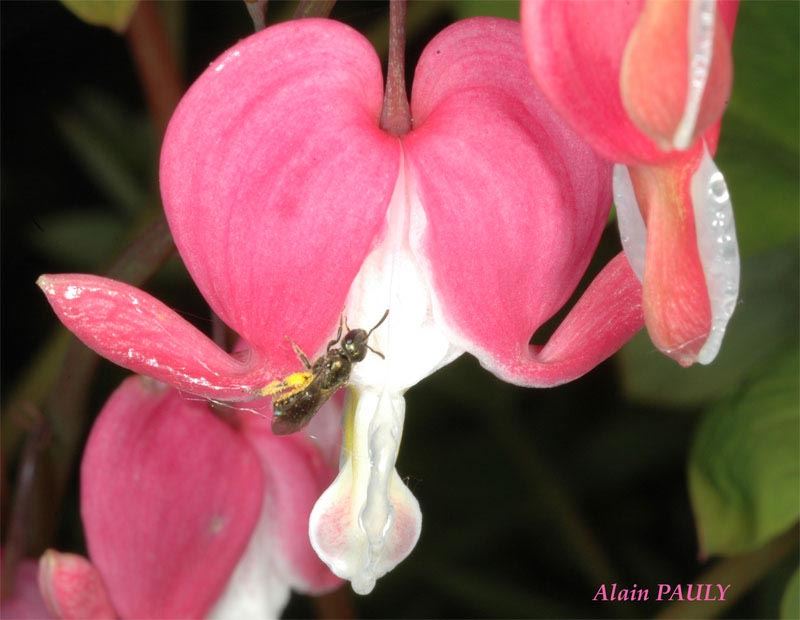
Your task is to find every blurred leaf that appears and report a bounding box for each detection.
[31,210,125,268]
[60,0,138,33]
[453,0,519,20]
[725,1,799,153]
[781,567,800,620]
[716,1,799,257]
[55,107,150,216]
[619,243,799,407]
[689,349,800,556]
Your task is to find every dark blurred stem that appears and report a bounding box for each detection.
[379,0,411,135]
[655,526,799,620]
[126,1,183,138]
[244,0,268,31]
[487,407,622,592]
[313,585,355,620]
[293,0,337,19]
[1,409,48,599]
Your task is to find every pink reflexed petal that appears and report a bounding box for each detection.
[405,18,614,382]
[0,555,54,620]
[521,0,681,165]
[161,18,399,362]
[627,148,713,366]
[37,274,272,399]
[81,377,264,618]
[620,0,733,150]
[38,551,116,619]
[240,412,341,594]
[484,253,644,386]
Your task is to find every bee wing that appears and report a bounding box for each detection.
[257,371,314,397]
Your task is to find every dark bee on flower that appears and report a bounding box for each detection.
[258,310,389,435]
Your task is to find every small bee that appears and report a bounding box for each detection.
[258,310,389,435]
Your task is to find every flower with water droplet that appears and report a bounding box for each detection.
[522,0,741,366]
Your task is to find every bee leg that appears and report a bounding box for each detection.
[290,340,312,369]
[326,315,344,351]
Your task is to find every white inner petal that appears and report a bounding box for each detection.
[207,496,290,620]
[309,155,460,594]
[672,0,716,150]
[613,164,646,282]
[690,143,740,364]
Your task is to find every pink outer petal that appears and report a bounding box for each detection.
[405,18,616,383]
[37,274,273,399]
[628,148,713,366]
[0,554,54,619]
[522,0,737,165]
[485,253,644,386]
[620,0,733,150]
[81,377,264,618]
[240,411,341,593]
[38,551,116,619]
[161,18,399,363]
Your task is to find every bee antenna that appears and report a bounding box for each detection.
[367,344,385,359]
[366,309,390,337]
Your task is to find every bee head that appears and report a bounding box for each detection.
[342,329,369,361]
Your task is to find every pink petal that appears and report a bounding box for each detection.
[617,143,738,366]
[405,18,623,385]
[160,18,400,360]
[240,411,342,594]
[37,274,272,399]
[0,554,54,620]
[81,377,264,618]
[522,0,735,164]
[521,0,663,163]
[38,551,116,619]
[620,0,733,150]
[485,253,644,386]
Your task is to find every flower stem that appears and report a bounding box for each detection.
[125,1,183,138]
[293,0,337,19]
[379,0,411,136]
[244,0,268,31]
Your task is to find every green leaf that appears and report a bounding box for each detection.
[619,243,799,407]
[61,0,138,33]
[453,0,519,20]
[781,567,800,620]
[716,1,800,257]
[689,349,800,556]
[31,210,125,268]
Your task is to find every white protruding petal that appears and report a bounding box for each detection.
[344,154,463,393]
[309,390,421,595]
[673,0,716,149]
[613,164,647,282]
[207,497,290,620]
[690,143,740,364]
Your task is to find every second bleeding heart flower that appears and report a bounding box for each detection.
[522,0,741,367]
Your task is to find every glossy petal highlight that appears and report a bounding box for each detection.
[37,274,272,399]
[81,377,264,618]
[161,18,400,366]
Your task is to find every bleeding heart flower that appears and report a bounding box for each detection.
[35,376,340,619]
[521,0,741,367]
[38,17,645,593]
